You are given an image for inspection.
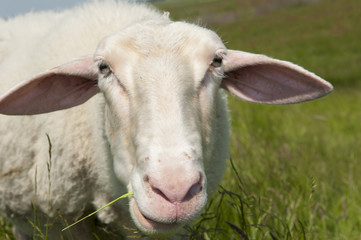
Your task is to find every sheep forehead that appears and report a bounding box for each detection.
[97,20,226,64]
[128,21,224,55]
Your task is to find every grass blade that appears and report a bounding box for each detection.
[62,192,133,231]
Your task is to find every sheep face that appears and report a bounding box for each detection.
[95,21,227,236]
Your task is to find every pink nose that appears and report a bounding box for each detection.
[144,172,203,203]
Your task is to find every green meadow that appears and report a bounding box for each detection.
[1,0,360,239]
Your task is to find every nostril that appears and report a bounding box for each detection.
[183,183,202,202]
[151,186,171,202]
[184,172,203,201]
[144,175,171,201]
[189,183,202,196]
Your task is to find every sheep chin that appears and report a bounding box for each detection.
[130,198,183,237]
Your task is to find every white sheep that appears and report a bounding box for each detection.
[0,1,333,239]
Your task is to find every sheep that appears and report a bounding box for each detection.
[0,1,333,239]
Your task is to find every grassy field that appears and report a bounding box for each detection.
[1,0,360,239]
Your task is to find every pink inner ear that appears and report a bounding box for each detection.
[222,50,333,104]
[0,57,99,115]
[223,64,332,104]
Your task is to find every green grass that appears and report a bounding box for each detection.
[0,216,13,239]
[1,0,361,239]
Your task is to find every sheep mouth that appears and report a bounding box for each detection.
[131,199,182,235]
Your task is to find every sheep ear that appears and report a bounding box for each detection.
[0,57,99,115]
[221,50,333,104]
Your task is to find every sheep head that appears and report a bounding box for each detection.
[94,21,230,236]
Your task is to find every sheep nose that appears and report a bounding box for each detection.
[145,172,203,203]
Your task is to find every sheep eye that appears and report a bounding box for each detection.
[99,63,111,76]
[211,57,222,68]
